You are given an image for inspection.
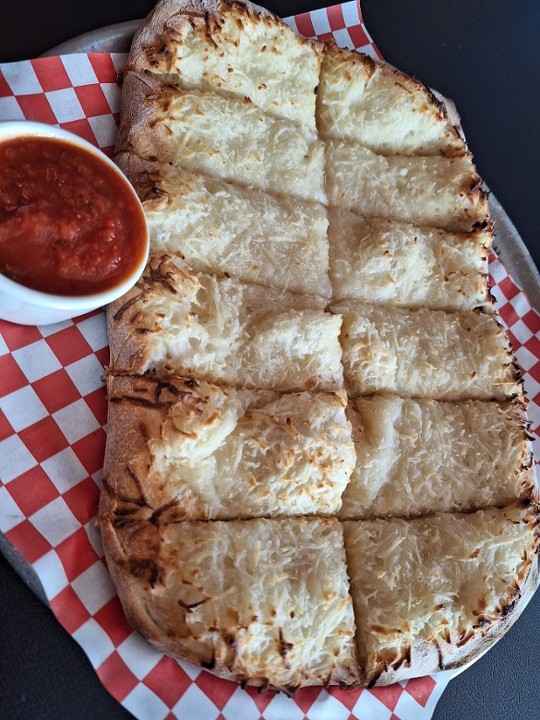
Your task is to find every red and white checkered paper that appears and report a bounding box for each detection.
[0,2,539,719]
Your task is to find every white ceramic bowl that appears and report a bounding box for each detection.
[0,121,149,326]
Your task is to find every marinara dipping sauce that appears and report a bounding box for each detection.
[0,136,147,296]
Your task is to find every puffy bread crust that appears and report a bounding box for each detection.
[108,254,344,392]
[127,0,321,130]
[115,152,331,298]
[343,503,539,686]
[116,72,326,203]
[325,139,489,232]
[328,208,492,310]
[99,516,361,691]
[332,301,521,400]
[104,374,356,519]
[317,45,464,156]
[340,395,535,520]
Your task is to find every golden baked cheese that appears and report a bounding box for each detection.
[105,375,355,520]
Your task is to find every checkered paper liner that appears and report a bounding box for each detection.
[0,2,539,719]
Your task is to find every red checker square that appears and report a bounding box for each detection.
[527,362,540,384]
[0,320,42,352]
[46,326,93,366]
[97,651,139,702]
[499,302,520,330]
[75,84,112,117]
[403,674,437,707]
[63,476,100,526]
[0,354,28,397]
[294,12,316,38]
[72,427,107,475]
[347,24,371,49]
[16,94,58,124]
[99,144,115,158]
[317,31,335,42]
[94,597,133,647]
[84,387,108,427]
[293,685,322,714]
[243,684,276,714]
[32,368,81,414]
[0,72,13,97]
[31,56,71,92]
[95,346,110,370]
[19,415,68,463]
[50,584,91,634]
[6,519,50,563]
[0,409,14,441]
[497,275,521,301]
[60,118,98,146]
[196,671,237,709]
[7,465,58,517]
[368,684,404,711]
[56,527,101,581]
[326,5,346,30]
[506,329,521,353]
[524,335,540,359]
[326,686,364,711]
[522,309,540,335]
[144,657,193,708]
[88,53,118,83]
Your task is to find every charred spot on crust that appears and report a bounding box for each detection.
[201,652,216,670]
[277,628,293,669]
[177,597,208,613]
[130,558,162,588]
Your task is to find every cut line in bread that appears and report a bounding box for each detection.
[103,375,356,520]
[340,395,534,520]
[127,0,321,130]
[108,254,344,392]
[343,503,539,686]
[99,515,361,692]
[332,301,520,400]
[325,139,489,231]
[317,45,465,156]
[116,71,326,204]
[115,152,332,298]
[328,209,492,310]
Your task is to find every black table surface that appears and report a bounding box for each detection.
[1,2,540,719]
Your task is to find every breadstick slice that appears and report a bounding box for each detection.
[109,254,344,393]
[103,375,356,520]
[100,515,361,691]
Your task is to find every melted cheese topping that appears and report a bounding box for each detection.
[107,376,356,519]
[329,209,491,310]
[129,1,321,129]
[120,73,326,203]
[332,301,519,400]
[109,255,344,392]
[317,46,464,155]
[344,505,536,682]
[116,154,331,297]
[341,395,532,519]
[118,518,359,690]
[325,140,488,231]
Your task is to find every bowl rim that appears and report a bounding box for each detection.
[0,120,149,310]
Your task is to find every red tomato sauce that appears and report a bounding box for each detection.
[0,136,147,296]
